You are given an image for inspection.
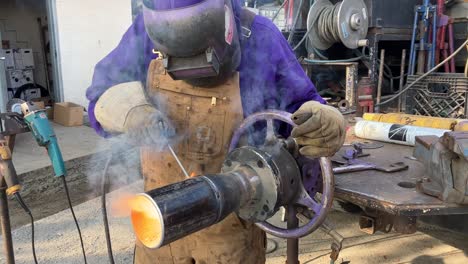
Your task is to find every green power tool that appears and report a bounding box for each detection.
[4,99,87,263]
[14,99,66,177]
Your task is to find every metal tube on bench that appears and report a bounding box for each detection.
[355,120,450,146]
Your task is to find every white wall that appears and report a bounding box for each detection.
[55,0,132,109]
[0,0,48,89]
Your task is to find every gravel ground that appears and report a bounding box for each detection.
[2,181,468,264]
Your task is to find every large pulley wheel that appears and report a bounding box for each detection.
[229,110,335,238]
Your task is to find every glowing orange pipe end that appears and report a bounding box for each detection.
[130,194,164,249]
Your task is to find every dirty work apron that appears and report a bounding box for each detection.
[135,59,266,264]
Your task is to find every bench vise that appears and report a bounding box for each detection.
[414,132,468,204]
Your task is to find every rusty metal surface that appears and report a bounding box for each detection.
[333,142,468,216]
[345,63,358,108]
[300,62,358,109]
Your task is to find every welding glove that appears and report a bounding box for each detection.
[94,81,174,146]
[124,105,174,146]
[291,101,346,158]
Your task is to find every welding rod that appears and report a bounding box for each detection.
[157,120,189,178]
[167,144,189,178]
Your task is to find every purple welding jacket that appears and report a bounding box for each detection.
[86,1,325,138]
[150,0,205,10]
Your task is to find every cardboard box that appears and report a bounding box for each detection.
[54,102,83,126]
[32,101,45,109]
[31,98,53,119]
[45,106,54,119]
[32,96,53,106]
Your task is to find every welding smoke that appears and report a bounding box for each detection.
[88,130,177,186]
[86,134,143,196]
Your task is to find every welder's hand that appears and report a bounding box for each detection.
[123,105,174,147]
[291,101,345,158]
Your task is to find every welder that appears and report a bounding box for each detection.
[86,0,345,263]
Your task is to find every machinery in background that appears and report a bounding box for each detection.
[6,70,34,91]
[435,0,457,73]
[260,0,467,115]
[2,48,45,101]
[3,49,34,71]
[408,0,437,75]
[306,0,369,51]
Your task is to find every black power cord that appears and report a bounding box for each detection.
[101,153,115,264]
[61,176,88,264]
[14,193,38,264]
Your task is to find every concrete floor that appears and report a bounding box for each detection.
[2,181,467,264]
[11,123,110,174]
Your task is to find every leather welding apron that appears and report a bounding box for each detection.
[135,59,266,264]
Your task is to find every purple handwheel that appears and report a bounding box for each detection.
[229,110,335,239]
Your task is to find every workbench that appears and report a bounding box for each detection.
[333,142,468,217]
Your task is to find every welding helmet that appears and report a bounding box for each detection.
[142,0,242,86]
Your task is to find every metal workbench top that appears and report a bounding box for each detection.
[333,142,468,216]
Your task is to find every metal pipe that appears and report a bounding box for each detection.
[130,170,253,249]
[417,45,426,74]
[437,0,444,16]
[435,26,441,65]
[417,7,428,74]
[358,95,373,101]
[440,25,450,72]
[286,205,299,264]
[375,49,385,113]
[431,8,437,69]
[398,49,407,112]
[409,9,419,75]
[369,36,379,86]
[0,178,15,264]
[448,22,456,72]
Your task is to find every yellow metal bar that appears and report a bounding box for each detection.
[363,113,468,131]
